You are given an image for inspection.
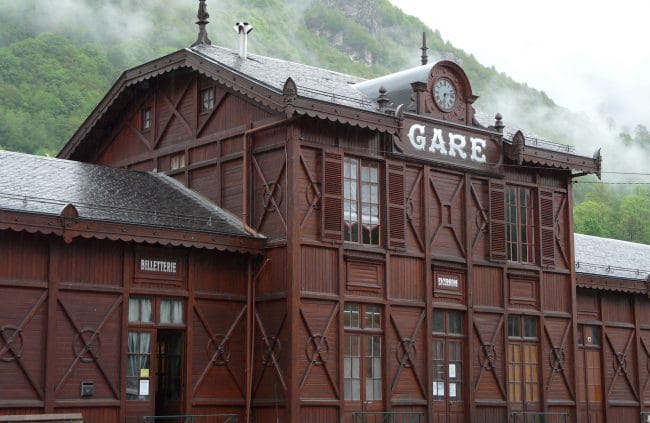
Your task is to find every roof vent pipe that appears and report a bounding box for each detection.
[234,22,253,59]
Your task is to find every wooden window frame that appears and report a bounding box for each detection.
[507,315,540,404]
[140,107,152,131]
[343,303,383,403]
[505,185,536,263]
[200,87,215,114]
[432,310,463,402]
[343,157,380,246]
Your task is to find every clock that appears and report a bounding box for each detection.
[433,78,457,112]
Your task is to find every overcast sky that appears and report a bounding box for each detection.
[389,0,650,130]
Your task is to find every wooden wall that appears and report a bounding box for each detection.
[0,230,252,422]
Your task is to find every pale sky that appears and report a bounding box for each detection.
[389,0,650,130]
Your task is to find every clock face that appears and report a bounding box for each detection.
[433,78,457,112]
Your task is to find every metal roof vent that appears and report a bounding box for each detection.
[191,0,212,47]
[234,22,253,59]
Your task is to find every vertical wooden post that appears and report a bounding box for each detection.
[120,244,133,421]
[286,122,301,422]
[44,238,61,413]
[464,174,475,421]
[423,166,433,420]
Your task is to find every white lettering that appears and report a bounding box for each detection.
[407,124,426,150]
[470,137,487,163]
[140,259,177,274]
[437,277,459,288]
[428,128,447,155]
[447,133,467,159]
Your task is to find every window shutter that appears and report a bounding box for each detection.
[387,161,406,250]
[539,189,555,267]
[489,180,506,262]
[322,149,343,242]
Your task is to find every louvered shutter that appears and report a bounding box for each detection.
[489,180,506,262]
[322,149,343,242]
[387,161,406,250]
[539,189,555,267]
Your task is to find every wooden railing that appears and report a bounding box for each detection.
[0,414,83,423]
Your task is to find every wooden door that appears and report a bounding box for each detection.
[155,330,184,417]
[344,303,384,422]
[125,329,155,420]
[577,349,604,422]
[432,310,464,423]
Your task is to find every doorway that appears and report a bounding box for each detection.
[155,330,183,417]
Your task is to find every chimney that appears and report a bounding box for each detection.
[234,22,254,59]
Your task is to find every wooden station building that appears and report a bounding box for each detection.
[3,2,648,422]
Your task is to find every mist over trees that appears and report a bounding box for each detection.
[0,0,648,244]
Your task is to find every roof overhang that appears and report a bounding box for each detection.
[0,209,265,255]
[576,272,649,295]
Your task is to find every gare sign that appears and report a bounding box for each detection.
[399,120,501,170]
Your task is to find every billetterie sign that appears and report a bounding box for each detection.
[407,124,486,163]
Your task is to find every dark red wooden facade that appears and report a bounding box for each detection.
[8,13,647,422]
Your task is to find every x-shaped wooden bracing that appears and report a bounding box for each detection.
[299,304,340,398]
[390,310,426,396]
[0,291,47,400]
[406,169,425,252]
[299,153,322,230]
[429,176,466,257]
[544,320,574,399]
[55,296,121,398]
[640,337,650,398]
[470,182,489,250]
[554,195,569,267]
[252,154,287,233]
[192,304,247,397]
[473,316,506,399]
[606,330,638,400]
[154,80,193,149]
[196,90,227,138]
[253,312,287,395]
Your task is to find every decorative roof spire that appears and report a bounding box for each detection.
[420,32,428,65]
[494,113,505,133]
[377,86,390,111]
[191,0,212,47]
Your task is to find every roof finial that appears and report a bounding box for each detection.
[420,32,428,65]
[191,0,212,47]
[494,113,505,133]
[377,86,390,111]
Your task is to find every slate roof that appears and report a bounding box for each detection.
[191,44,376,111]
[0,150,260,239]
[192,44,579,153]
[574,233,650,281]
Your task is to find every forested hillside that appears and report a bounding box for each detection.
[0,0,648,243]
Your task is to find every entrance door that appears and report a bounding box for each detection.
[577,325,603,423]
[155,330,184,417]
[343,303,384,422]
[432,310,464,423]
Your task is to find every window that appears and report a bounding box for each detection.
[505,186,535,262]
[578,324,601,347]
[200,88,214,112]
[127,331,151,400]
[432,310,463,402]
[129,297,153,323]
[140,107,152,130]
[344,303,382,402]
[160,299,184,324]
[507,315,539,403]
[170,152,185,170]
[344,158,380,245]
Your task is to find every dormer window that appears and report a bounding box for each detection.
[200,88,214,112]
[141,107,152,131]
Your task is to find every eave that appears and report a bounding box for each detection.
[0,209,265,255]
[504,130,602,177]
[576,273,649,296]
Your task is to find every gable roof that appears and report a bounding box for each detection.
[0,150,264,253]
[575,233,650,282]
[58,43,599,176]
